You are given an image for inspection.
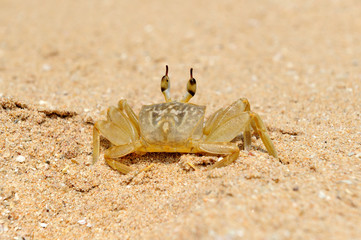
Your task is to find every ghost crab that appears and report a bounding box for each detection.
[93,66,278,174]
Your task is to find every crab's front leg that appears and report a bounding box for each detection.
[249,112,278,158]
[93,99,143,174]
[117,99,139,134]
[104,142,142,174]
[203,98,278,161]
[203,98,253,150]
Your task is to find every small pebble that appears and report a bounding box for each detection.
[16,155,25,163]
[318,191,330,200]
[40,222,48,228]
[78,219,86,225]
[318,191,326,199]
[0,224,8,232]
[337,180,353,185]
[42,64,51,71]
[272,52,282,62]
[144,24,153,33]
[39,100,49,105]
[347,152,355,157]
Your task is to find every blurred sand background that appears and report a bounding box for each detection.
[0,0,360,239]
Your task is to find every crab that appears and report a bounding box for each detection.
[93,66,278,174]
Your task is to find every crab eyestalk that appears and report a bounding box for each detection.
[181,68,197,103]
[161,65,171,102]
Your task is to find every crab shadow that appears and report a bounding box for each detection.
[99,135,269,168]
[100,137,185,165]
[120,152,185,166]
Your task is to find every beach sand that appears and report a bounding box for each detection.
[0,0,360,239]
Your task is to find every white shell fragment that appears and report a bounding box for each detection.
[40,222,48,228]
[78,219,87,225]
[16,155,25,163]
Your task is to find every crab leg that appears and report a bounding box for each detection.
[203,98,251,142]
[249,112,278,158]
[243,124,252,151]
[93,100,143,172]
[92,127,100,164]
[118,99,140,134]
[104,143,141,174]
[107,106,137,141]
[93,121,132,164]
[197,142,240,169]
[203,107,225,135]
[204,111,251,143]
[203,98,277,158]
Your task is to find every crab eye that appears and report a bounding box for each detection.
[187,68,197,97]
[181,68,197,103]
[161,65,171,102]
[161,76,169,92]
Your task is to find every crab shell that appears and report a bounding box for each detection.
[139,102,205,147]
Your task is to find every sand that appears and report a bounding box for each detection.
[0,0,360,239]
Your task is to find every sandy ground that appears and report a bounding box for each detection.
[1,0,361,239]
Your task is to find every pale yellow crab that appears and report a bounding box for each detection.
[93,66,278,174]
